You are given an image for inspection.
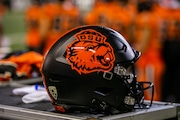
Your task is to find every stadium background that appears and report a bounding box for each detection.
[0,0,180,103]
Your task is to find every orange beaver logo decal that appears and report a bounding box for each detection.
[66,29,115,74]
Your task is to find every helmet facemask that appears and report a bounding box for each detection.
[112,62,154,111]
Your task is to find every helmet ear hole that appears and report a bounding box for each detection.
[94,87,113,96]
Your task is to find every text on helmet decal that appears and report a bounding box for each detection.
[66,29,115,74]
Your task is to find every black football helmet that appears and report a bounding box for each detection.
[41,25,154,114]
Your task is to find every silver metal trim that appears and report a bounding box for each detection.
[0,104,85,120]
[103,72,113,80]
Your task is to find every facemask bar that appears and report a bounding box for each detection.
[131,63,154,109]
[136,81,154,109]
[114,63,154,109]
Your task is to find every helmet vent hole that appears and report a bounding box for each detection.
[94,87,113,96]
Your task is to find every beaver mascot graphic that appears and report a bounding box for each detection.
[66,29,115,74]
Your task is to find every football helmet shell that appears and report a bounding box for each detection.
[41,25,154,114]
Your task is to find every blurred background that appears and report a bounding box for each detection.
[0,0,180,103]
[0,0,28,51]
[0,0,179,52]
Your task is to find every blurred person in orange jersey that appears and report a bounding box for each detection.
[42,0,80,54]
[61,0,80,31]
[160,4,180,102]
[83,0,136,43]
[132,0,164,101]
[83,0,114,26]
[109,0,137,43]
[41,0,63,54]
[25,0,49,54]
